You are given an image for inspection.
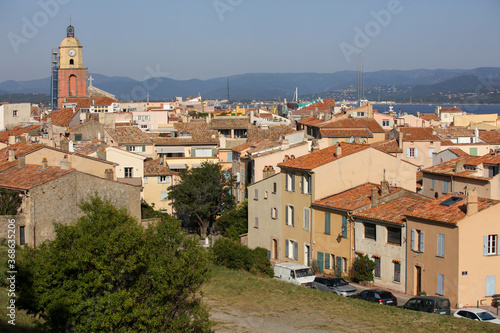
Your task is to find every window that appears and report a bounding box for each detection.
[124,167,133,178]
[286,172,295,192]
[437,234,445,257]
[382,120,390,127]
[325,253,331,270]
[227,152,233,161]
[286,205,294,226]
[485,276,496,297]
[302,173,311,194]
[160,191,167,201]
[271,207,278,219]
[429,147,435,158]
[69,59,74,65]
[144,176,148,184]
[431,179,435,190]
[393,261,401,282]
[13,110,18,117]
[364,223,376,240]
[192,148,214,157]
[254,189,258,200]
[303,208,310,231]
[254,217,259,228]
[157,176,170,183]
[437,273,444,295]
[273,182,277,194]
[342,216,348,238]
[484,235,498,255]
[264,191,268,199]
[407,148,418,158]
[19,226,25,245]
[324,212,331,235]
[470,147,478,156]
[373,257,381,278]
[285,239,298,260]
[443,181,450,194]
[356,112,365,117]
[411,229,425,252]
[387,227,401,245]
[74,134,82,141]
[128,145,145,152]
[139,124,150,129]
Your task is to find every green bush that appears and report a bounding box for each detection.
[351,254,376,282]
[211,238,273,277]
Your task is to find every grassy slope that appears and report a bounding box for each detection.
[203,266,500,332]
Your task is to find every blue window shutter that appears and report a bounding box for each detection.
[437,274,444,295]
[485,276,496,296]
[342,216,347,238]
[160,191,167,200]
[443,181,449,193]
[191,148,195,157]
[411,229,415,251]
[431,179,435,189]
[228,152,232,161]
[429,148,435,158]
[317,252,324,273]
[157,176,161,184]
[438,234,445,257]
[325,213,331,235]
[415,148,418,158]
[325,253,330,269]
[144,176,148,184]
[406,148,410,158]
[308,175,312,194]
[293,241,298,260]
[484,235,488,256]
[420,231,425,252]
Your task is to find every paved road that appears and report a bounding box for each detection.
[350,282,411,307]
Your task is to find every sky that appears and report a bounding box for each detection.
[1,0,500,82]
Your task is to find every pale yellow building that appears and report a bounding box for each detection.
[142,159,179,215]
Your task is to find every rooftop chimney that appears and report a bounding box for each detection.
[60,155,71,170]
[281,139,290,151]
[18,156,25,167]
[42,157,48,169]
[370,187,379,208]
[380,179,389,196]
[467,189,478,216]
[97,147,106,160]
[8,149,15,162]
[104,168,114,180]
[8,135,16,145]
[334,143,342,158]
[454,160,465,173]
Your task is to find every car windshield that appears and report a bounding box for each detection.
[329,279,348,287]
[437,300,450,309]
[295,268,314,278]
[477,311,496,321]
[379,293,394,300]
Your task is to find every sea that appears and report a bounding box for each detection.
[371,104,500,116]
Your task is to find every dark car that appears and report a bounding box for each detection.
[349,289,397,306]
[403,296,450,315]
[311,277,357,297]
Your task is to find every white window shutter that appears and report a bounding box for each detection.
[415,148,419,158]
[483,235,488,256]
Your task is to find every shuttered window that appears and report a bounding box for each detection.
[325,253,330,270]
[325,212,331,235]
[342,216,348,238]
[437,274,444,295]
[317,252,324,273]
[485,276,496,297]
[437,234,445,257]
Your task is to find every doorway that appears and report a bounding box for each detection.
[415,266,422,295]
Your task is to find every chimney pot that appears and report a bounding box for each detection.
[371,187,379,207]
[18,156,25,167]
[380,179,389,196]
[467,189,478,216]
[8,149,15,162]
[334,143,342,157]
[42,157,48,169]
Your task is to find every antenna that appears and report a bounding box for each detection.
[227,77,229,104]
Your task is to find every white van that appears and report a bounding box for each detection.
[273,262,316,287]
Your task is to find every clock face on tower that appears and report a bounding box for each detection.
[68,49,76,57]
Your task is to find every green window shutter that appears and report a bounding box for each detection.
[325,212,331,234]
[342,216,347,238]
[126,145,130,151]
[144,176,148,184]
[325,253,330,269]
[470,147,478,156]
[157,176,161,184]
[212,148,217,157]
[142,145,145,152]
[336,257,342,277]
[317,252,324,273]
[191,148,196,157]
[160,191,167,201]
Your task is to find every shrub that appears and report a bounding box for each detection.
[310,259,319,275]
[351,254,376,282]
[211,238,273,277]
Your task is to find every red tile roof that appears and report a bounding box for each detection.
[321,118,385,134]
[144,159,177,177]
[422,152,500,180]
[42,108,75,126]
[353,196,431,225]
[106,126,153,145]
[247,126,298,141]
[151,122,219,145]
[0,164,74,190]
[65,96,117,108]
[232,139,265,153]
[448,148,469,157]
[478,130,500,144]
[66,119,100,133]
[298,99,336,113]
[0,142,44,172]
[371,139,402,153]
[279,142,370,170]
[320,128,373,138]
[0,124,40,141]
[439,107,462,113]
[312,183,402,211]
[406,193,499,224]
[419,113,440,121]
[401,127,441,141]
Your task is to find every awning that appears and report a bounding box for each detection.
[156,147,185,154]
[168,163,188,169]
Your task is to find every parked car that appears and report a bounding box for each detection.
[403,296,450,315]
[453,308,500,324]
[311,277,357,297]
[273,262,316,287]
[349,289,397,306]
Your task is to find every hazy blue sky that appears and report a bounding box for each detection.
[1,0,499,82]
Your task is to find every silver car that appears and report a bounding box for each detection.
[453,308,500,324]
[312,277,357,296]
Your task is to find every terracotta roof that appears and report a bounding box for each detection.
[73,140,107,156]
[144,159,177,176]
[106,126,153,145]
[448,148,469,157]
[232,139,265,153]
[297,116,325,127]
[0,124,40,141]
[312,183,402,211]
[434,127,474,139]
[42,108,76,126]
[298,99,336,113]
[353,196,431,225]
[320,118,385,134]
[247,126,297,141]
[439,107,462,113]
[320,128,373,138]
[421,155,498,180]
[0,164,74,190]
[151,122,218,145]
[209,117,250,129]
[0,142,44,172]
[65,96,117,108]
[419,113,440,121]
[371,139,402,153]
[66,119,100,133]
[401,127,441,141]
[279,142,369,171]
[247,140,282,155]
[406,193,499,224]
[478,130,500,144]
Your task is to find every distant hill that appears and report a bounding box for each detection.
[1,68,499,102]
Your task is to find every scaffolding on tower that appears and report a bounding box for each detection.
[50,49,59,110]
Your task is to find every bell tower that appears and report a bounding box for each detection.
[57,24,88,109]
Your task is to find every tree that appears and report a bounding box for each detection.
[351,254,376,283]
[0,188,22,215]
[216,199,248,240]
[168,162,235,239]
[16,196,212,332]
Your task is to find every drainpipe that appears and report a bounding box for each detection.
[308,171,314,266]
[405,217,408,294]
